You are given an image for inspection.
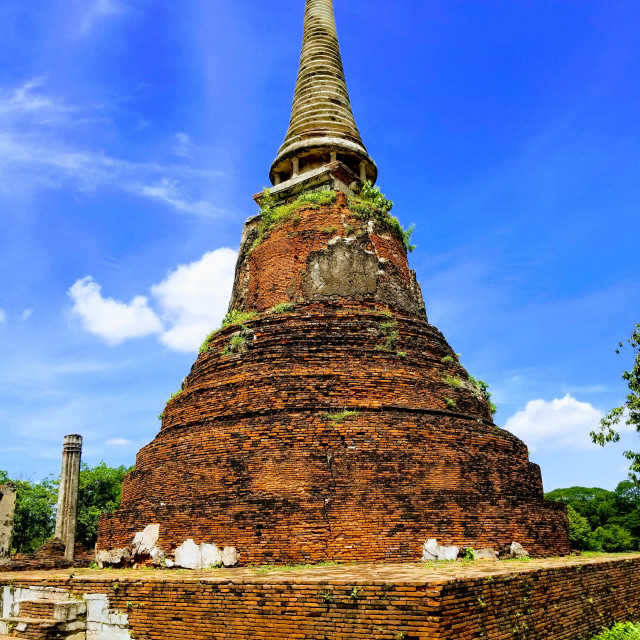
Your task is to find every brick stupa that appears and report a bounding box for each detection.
[97,0,569,567]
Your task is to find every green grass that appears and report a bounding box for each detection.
[442,374,463,389]
[375,318,400,352]
[589,622,640,640]
[269,301,295,314]
[251,561,339,574]
[325,410,360,423]
[198,310,258,354]
[222,310,257,328]
[252,189,337,250]
[165,389,183,405]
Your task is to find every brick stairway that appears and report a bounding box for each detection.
[0,592,86,640]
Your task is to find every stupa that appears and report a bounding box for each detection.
[97,0,569,567]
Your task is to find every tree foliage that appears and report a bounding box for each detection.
[0,461,131,554]
[11,477,57,554]
[76,462,131,548]
[591,323,640,482]
[546,482,640,551]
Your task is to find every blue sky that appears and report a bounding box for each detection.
[0,0,638,492]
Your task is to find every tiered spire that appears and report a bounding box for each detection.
[269,0,377,187]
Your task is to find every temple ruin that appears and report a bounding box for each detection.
[97,0,569,567]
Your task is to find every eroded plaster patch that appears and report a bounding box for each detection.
[174,539,238,569]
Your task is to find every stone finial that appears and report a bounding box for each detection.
[269,0,377,188]
[55,434,83,561]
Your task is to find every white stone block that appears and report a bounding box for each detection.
[85,598,104,623]
[201,543,222,568]
[132,524,160,556]
[437,546,459,561]
[174,538,201,569]
[475,548,499,561]
[422,538,440,561]
[222,547,239,567]
[510,541,529,558]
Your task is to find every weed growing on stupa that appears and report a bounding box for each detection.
[348,181,416,252]
[325,410,359,423]
[269,301,295,314]
[252,188,337,250]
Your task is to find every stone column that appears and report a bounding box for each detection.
[55,434,83,561]
[0,485,17,559]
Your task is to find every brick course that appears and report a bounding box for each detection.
[2,556,639,639]
[97,194,569,564]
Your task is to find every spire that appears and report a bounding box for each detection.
[269,0,377,188]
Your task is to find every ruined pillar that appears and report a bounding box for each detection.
[54,434,83,561]
[0,485,17,559]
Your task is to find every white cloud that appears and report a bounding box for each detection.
[0,308,6,324]
[80,0,125,35]
[504,394,607,450]
[136,178,218,217]
[151,248,238,352]
[0,79,225,216]
[21,309,33,321]
[106,437,132,446]
[0,78,70,119]
[68,248,237,352]
[174,133,193,158]
[69,276,163,345]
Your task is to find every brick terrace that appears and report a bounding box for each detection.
[2,555,639,639]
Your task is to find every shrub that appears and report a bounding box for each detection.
[468,375,498,416]
[590,524,636,552]
[376,318,399,352]
[252,189,337,249]
[348,182,416,252]
[199,331,216,354]
[166,389,183,405]
[590,621,640,640]
[270,302,295,314]
[443,374,463,389]
[222,310,257,328]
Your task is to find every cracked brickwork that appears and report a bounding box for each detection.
[97,193,569,564]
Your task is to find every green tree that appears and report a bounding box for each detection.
[75,462,132,548]
[590,524,636,552]
[11,478,57,554]
[5,462,131,554]
[567,505,592,550]
[545,486,615,530]
[591,324,640,482]
[545,484,639,551]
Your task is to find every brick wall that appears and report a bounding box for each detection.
[97,193,569,564]
[3,556,640,639]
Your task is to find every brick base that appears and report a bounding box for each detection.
[2,556,639,639]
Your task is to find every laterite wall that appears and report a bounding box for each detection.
[3,557,640,639]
